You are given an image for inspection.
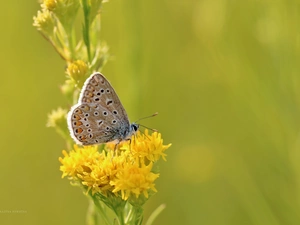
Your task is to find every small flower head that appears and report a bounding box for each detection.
[42,0,80,30]
[60,79,76,101]
[60,145,122,196]
[33,9,56,37]
[47,107,67,128]
[66,60,89,87]
[79,150,122,196]
[47,108,69,139]
[110,161,159,201]
[43,0,57,11]
[59,145,100,178]
[89,0,104,22]
[117,130,171,164]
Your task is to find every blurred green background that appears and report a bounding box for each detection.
[2,0,300,224]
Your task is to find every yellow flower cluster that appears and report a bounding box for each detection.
[33,9,56,36]
[42,0,80,29]
[46,108,70,140]
[66,60,88,87]
[59,130,171,201]
[47,107,67,128]
[33,0,109,69]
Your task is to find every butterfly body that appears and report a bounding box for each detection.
[67,72,138,145]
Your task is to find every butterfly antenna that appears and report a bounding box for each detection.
[134,112,158,123]
[139,124,158,133]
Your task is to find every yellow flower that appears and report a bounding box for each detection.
[59,130,171,201]
[79,150,126,196]
[33,9,56,36]
[47,108,70,139]
[47,107,67,128]
[60,79,76,102]
[43,0,57,11]
[66,60,89,87]
[59,145,120,196]
[117,130,171,164]
[110,161,159,200]
[42,0,80,30]
[59,145,100,178]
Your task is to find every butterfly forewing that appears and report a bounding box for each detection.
[79,73,129,124]
[68,72,133,145]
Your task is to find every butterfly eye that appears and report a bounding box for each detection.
[94,98,100,101]
[98,120,103,125]
[132,124,139,131]
[112,120,117,124]
[85,113,89,117]
[113,110,118,115]
[88,134,93,138]
[106,100,113,105]
[106,127,110,131]
[103,111,108,116]
[87,128,92,132]
[96,92,101,96]
[106,89,110,93]
[85,123,90,127]
[94,111,99,116]
[100,89,104,93]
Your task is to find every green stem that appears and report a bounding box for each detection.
[114,209,125,225]
[82,0,91,62]
[65,27,75,61]
[129,205,143,225]
[145,204,166,225]
[86,200,98,225]
[39,32,67,61]
[66,27,75,60]
[92,197,111,225]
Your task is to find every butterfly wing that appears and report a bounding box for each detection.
[79,73,130,124]
[67,72,131,145]
[68,103,129,145]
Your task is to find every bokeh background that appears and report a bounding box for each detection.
[2,0,300,225]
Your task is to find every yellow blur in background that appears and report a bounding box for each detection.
[1,1,300,225]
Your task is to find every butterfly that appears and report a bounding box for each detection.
[67,72,139,146]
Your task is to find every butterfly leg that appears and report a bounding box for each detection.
[125,137,134,154]
[113,139,122,156]
[109,141,119,162]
